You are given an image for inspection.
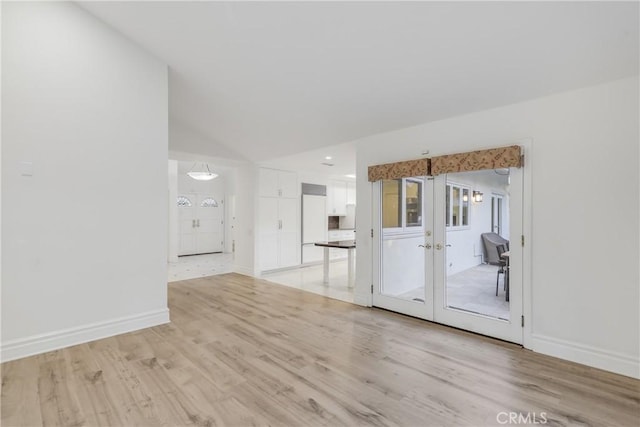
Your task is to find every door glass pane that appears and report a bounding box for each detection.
[452,186,460,226]
[444,170,511,320]
[446,185,451,226]
[381,176,425,302]
[382,179,402,228]
[405,180,422,227]
[462,189,469,226]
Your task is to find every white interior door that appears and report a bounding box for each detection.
[178,195,196,256]
[178,193,224,256]
[196,195,223,254]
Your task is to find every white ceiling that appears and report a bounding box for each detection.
[79,1,638,164]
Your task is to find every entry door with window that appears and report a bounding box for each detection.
[178,194,224,256]
[373,168,523,344]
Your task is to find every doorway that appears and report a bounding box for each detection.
[372,167,523,344]
[178,193,224,256]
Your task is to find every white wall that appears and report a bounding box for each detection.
[355,76,639,378]
[235,163,257,276]
[168,160,179,262]
[1,2,169,361]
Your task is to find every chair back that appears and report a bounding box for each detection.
[481,232,510,265]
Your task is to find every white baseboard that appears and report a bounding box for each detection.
[0,308,170,363]
[233,265,254,277]
[531,333,639,379]
[354,292,371,307]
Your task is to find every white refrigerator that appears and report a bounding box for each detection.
[302,194,327,263]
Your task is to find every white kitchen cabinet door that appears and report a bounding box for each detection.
[328,180,348,215]
[259,168,280,198]
[278,170,298,198]
[258,195,299,271]
[259,198,279,233]
[278,198,298,267]
[259,233,279,270]
[328,230,341,241]
[279,231,299,268]
[279,198,298,233]
[259,168,298,199]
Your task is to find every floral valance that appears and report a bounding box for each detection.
[367,158,430,182]
[431,145,522,175]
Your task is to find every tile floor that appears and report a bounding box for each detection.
[167,252,234,282]
[261,260,355,304]
[168,255,506,320]
[398,264,510,320]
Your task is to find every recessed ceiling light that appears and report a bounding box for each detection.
[345,174,356,179]
[325,156,332,160]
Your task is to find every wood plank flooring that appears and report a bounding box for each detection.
[2,273,639,426]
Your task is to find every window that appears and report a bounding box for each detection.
[200,198,218,208]
[491,195,503,235]
[446,184,469,229]
[382,179,402,228]
[382,177,424,232]
[405,179,423,227]
[177,196,192,207]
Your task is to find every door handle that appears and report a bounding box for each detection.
[192,219,196,228]
[418,244,432,249]
[435,243,443,250]
[278,220,282,230]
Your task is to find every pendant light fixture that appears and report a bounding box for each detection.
[187,163,218,181]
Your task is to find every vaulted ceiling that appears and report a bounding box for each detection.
[79,1,639,163]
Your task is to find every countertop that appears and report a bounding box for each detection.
[314,240,356,249]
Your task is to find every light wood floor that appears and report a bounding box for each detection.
[2,273,639,426]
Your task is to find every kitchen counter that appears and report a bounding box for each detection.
[314,240,356,287]
[314,240,355,249]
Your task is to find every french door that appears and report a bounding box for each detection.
[373,169,523,344]
[372,177,434,320]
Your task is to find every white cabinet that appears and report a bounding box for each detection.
[258,168,299,271]
[328,180,348,215]
[259,168,297,198]
[347,181,356,205]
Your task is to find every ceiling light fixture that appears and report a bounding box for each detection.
[187,163,218,181]
[345,174,356,179]
[325,156,333,160]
